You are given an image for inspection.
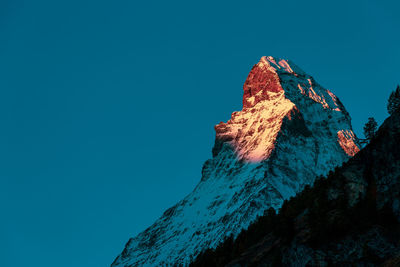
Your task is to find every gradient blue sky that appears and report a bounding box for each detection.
[1,0,399,266]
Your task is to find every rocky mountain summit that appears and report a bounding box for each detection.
[112,56,360,266]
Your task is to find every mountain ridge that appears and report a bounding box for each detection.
[112,56,359,266]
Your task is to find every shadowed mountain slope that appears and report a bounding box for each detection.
[191,109,400,267]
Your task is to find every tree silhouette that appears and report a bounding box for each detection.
[387,85,400,115]
[363,117,378,141]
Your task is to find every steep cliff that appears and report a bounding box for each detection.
[112,56,359,266]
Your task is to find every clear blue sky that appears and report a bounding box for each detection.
[1,0,398,266]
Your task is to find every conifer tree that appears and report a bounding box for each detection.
[387,85,400,115]
[363,117,378,141]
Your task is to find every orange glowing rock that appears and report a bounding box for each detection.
[337,130,360,157]
[216,59,296,162]
[215,56,360,163]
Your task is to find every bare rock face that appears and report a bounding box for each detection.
[111,56,360,266]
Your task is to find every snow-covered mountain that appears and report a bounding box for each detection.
[111,56,360,266]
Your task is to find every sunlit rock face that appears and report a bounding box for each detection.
[215,56,359,162]
[112,56,360,267]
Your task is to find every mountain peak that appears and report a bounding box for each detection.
[112,57,360,267]
[215,56,359,162]
[260,56,300,74]
[243,56,341,110]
